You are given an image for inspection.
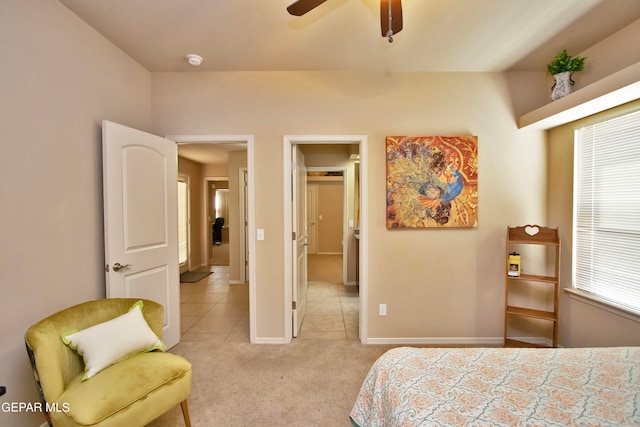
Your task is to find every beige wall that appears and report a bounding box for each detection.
[2,3,638,424]
[0,1,152,426]
[543,18,640,347]
[577,19,640,90]
[150,71,549,341]
[548,99,640,347]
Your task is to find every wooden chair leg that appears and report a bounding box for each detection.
[180,400,191,427]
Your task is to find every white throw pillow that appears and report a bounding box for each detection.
[62,300,166,380]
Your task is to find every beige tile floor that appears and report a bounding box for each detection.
[180,266,250,343]
[298,281,359,340]
[179,258,359,342]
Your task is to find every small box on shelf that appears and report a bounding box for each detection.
[508,252,521,277]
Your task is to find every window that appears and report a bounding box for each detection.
[573,109,640,314]
[178,178,189,266]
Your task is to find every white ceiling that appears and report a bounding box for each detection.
[59,0,640,73]
[177,143,246,165]
[58,0,640,164]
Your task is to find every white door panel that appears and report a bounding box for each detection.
[292,146,307,337]
[103,120,180,348]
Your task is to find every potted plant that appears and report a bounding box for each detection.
[546,49,586,101]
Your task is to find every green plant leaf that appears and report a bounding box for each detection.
[546,49,586,75]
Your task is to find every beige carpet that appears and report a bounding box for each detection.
[148,340,395,426]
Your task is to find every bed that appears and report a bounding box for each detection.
[350,346,640,426]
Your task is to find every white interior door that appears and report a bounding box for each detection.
[292,146,307,337]
[306,184,318,254]
[241,169,249,283]
[102,120,180,348]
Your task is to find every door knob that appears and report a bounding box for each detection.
[112,263,132,272]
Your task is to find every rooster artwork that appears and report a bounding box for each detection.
[386,136,478,228]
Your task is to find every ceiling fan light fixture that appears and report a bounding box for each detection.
[287,0,403,43]
[381,0,402,42]
[186,54,203,67]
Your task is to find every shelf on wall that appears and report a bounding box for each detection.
[518,61,640,130]
[508,273,557,283]
[506,305,557,322]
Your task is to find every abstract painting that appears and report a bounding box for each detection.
[386,136,478,228]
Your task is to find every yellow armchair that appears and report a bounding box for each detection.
[25,298,192,427]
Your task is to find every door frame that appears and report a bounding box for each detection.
[283,135,369,343]
[177,173,191,274]
[167,134,257,343]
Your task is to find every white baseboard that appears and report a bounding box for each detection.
[253,337,288,344]
[345,281,358,286]
[229,279,243,285]
[364,337,505,346]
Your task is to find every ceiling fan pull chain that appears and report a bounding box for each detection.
[386,0,394,42]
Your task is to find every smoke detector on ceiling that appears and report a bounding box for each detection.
[186,54,203,67]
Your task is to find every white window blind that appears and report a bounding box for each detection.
[574,109,640,313]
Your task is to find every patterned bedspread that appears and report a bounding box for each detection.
[350,346,640,426]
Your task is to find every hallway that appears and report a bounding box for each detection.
[179,254,359,342]
[298,254,359,340]
[179,266,249,343]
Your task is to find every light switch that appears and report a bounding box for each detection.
[257,229,265,241]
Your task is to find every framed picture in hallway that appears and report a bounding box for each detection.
[386,135,478,228]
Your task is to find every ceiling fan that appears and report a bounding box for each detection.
[287,0,403,43]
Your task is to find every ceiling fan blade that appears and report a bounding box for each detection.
[287,0,329,16]
[380,0,403,37]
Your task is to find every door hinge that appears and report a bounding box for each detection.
[292,301,297,310]
[292,231,296,240]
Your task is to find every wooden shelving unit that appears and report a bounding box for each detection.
[504,225,560,348]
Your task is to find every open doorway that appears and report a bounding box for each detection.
[206,178,230,268]
[305,167,347,286]
[283,135,368,343]
[169,134,257,343]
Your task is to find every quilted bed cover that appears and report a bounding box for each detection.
[350,346,640,426]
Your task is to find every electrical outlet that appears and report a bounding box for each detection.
[257,229,265,241]
[379,304,387,316]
